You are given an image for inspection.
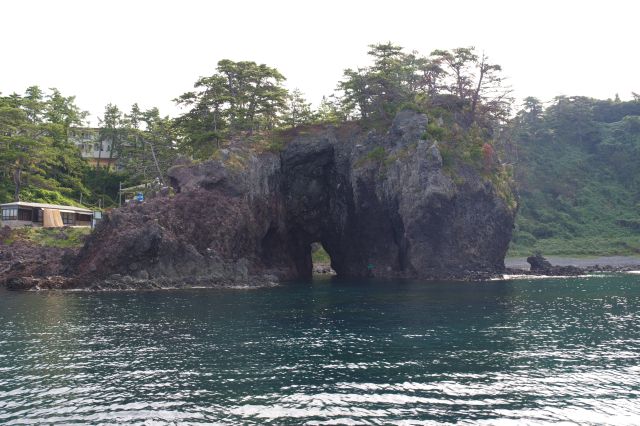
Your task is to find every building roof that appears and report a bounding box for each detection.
[0,202,93,214]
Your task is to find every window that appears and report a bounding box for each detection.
[76,214,91,222]
[2,208,17,221]
[61,212,74,225]
[18,209,32,221]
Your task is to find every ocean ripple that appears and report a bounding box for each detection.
[1,274,640,424]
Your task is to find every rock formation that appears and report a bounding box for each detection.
[0,226,75,290]
[525,253,585,276]
[7,111,518,290]
[526,253,553,272]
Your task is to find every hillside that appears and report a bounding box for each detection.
[507,96,640,256]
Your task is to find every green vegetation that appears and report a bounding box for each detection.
[506,96,640,256]
[0,88,179,208]
[174,60,289,159]
[173,60,345,161]
[423,122,448,141]
[0,87,91,205]
[97,103,178,187]
[174,45,512,164]
[9,44,636,258]
[311,245,331,264]
[338,43,511,128]
[365,146,387,163]
[4,227,91,248]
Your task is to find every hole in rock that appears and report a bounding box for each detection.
[311,242,336,276]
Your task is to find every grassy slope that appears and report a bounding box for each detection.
[3,227,91,249]
[508,111,640,256]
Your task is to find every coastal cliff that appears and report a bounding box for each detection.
[5,111,517,290]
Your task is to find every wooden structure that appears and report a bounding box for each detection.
[0,202,94,228]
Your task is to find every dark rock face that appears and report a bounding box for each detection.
[525,253,585,276]
[64,111,516,289]
[527,253,553,271]
[0,226,77,290]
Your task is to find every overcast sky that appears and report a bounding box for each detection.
[1,0,638,125]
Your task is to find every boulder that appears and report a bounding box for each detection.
[527,253,553,271]
[526,253,586,276]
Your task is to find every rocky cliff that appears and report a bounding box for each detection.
[18,111,517,290]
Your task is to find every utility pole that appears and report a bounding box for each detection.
[119,182,122,207]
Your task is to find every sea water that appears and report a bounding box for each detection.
[1,274,639,424]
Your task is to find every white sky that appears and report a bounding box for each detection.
[1,0,638,125]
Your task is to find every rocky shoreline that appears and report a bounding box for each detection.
[503,264,640,277]
[2,225,639,292]
[503,253,640,277]
[3,261,640,292]
[4,254,639,291]
[2,232,639,292]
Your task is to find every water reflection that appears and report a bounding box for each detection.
[1,274,639,424]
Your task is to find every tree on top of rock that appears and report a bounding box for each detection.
[429,47,511,128]
[175,59,288,158]
[338,44,512,133]
[339,42,423,121]
[282,89,314,128]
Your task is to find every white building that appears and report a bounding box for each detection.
[0,202,94,228]
[68,128,117,170]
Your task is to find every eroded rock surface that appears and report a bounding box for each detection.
[7,111,518,290]
[0,226,78,290]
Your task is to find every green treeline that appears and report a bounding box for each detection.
[506,95,640,255]
[0,87,91,205]
[0,88,179,207]
[173,43,511,158]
